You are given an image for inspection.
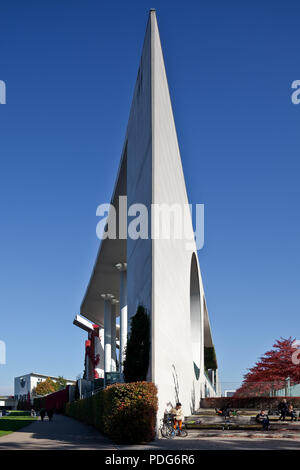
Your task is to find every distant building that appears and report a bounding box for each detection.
[224,390,236,397]
[0,396,17,410]
[14,373,76,400]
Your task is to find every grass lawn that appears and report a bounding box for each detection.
[0,413,37,437]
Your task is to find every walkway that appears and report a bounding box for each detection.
[0,414,118,450]
[0,414,300,450]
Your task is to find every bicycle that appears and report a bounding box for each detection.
[159,414,188,438]
[159,414,174,438]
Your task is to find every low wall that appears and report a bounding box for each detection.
[201,396,300,409]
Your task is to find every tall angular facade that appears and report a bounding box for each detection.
[79,10,219,420]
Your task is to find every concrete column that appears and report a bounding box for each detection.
[211,369,215,388]
[104,299,112,379]
[119,269,127,373]
[215,369,220,396]
[98,328,105,378]
[111,303,117,372]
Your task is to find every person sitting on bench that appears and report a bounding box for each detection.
[215,403,231,418]
[287,404,297,422]
[170,402,184,434]
[255,410,270,431]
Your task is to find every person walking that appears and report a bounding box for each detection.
[47,409,54,422]
[40,408,46,422]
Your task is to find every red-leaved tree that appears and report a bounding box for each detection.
[235,337,300,397]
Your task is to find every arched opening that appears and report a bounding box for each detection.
[190,253,201,380]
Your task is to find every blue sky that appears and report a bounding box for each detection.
[0,0,299,395]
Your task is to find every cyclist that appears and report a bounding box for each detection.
[170,402,184,435]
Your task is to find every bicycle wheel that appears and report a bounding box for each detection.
[160,424,173,438]
[179,429,188,437]
[166,426,175,438]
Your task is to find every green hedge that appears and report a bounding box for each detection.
[66,381,158,444]
[66,391,104,430]
[8,411,31,416]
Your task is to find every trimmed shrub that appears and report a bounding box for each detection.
[103,382,158,443]
[65,381,158,444]
[9,411,31,416]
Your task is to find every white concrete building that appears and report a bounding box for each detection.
[79,10,219,420]
[224,390,236,398]
[14,373,75,400]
